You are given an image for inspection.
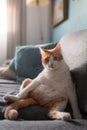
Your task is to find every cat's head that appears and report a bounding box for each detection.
[40,44,63,70]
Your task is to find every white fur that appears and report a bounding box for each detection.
[3,95,19,102]
[56,111,71,120]
[5,109,18,120]
[4,56,82,119]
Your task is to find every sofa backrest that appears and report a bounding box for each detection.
[60,29,87,113]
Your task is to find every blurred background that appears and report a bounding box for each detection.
[0,0,87,65]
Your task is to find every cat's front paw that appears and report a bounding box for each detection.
[62,113,72,121]
[3,95,19,103]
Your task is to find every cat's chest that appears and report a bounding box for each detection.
[35,68,71,92]
[41,70,66,85]
[32,70,70,102]
[35,73,67,93]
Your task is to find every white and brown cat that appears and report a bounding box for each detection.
[3,44,82,120]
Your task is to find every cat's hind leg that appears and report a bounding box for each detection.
[49,111,71,121]
[48,97,71,121]
[4,98,37,120]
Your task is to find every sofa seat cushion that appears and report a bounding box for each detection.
[60,29,87,113]
[0,119,87,130]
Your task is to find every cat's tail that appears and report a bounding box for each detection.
[4,98,37,120]
[4,106,18,120]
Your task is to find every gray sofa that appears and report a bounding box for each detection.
[0,30,87,130]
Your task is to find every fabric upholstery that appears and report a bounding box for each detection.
[9,58,15,72]
[60,29,87,113]
[0,119,87,130]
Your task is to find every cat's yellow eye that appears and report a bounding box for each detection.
[45,57,49,62]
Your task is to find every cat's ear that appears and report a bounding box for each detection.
[55,43,61,51]
[39,48,46,54]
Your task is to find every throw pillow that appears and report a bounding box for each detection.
[15,43,56,83]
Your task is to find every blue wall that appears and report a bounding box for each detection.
[53,0,87,42]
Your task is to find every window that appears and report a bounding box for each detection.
[0,0,7,65]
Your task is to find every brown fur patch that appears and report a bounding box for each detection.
[4,98,37,119]
[40,44,63,65]
[45,97,66,109]
[30,91,66,106]
[49,110,58,119]
[40,50,50,65]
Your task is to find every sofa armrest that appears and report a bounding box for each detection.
[0,67,16,80]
